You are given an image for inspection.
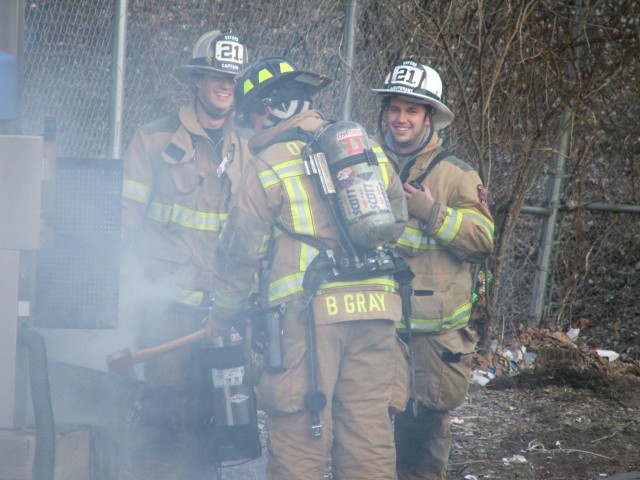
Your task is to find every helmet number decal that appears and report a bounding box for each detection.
[391,65,423,88]
[343,136,365,155]
[215,40,245,64]
[336,127,365,155]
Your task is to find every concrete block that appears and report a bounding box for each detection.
[0,426,90,480]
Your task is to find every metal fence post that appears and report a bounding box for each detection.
[528,1,585,327]
[528,108,570,326]
[340,0,358,121]
[108,0,127,159]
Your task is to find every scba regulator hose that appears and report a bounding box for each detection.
[19,329,56,480]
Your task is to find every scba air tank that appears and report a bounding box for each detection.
[315,121,396,250]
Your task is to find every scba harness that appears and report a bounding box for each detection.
[262,121,415,438]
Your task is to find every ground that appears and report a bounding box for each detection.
[210,326,640,480]
[217,368,640,480]
[447,320,640,480]
[449,372,640,480]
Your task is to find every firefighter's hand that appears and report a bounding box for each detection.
[205,311,232,339]
[403,181,433,201]
[404,182,435,221]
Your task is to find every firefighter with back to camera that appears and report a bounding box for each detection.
[119,31,250,479]
[372,59,495,480]
[206,56,411,479]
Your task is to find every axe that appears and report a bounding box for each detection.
[107,328,206,377]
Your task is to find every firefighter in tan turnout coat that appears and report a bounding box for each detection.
[373,59,495,479]
[206,57,409,479]
[119,31,250,479]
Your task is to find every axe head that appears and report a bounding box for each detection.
[107,348,135,377]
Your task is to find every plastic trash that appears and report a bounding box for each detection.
[471,369,494,386]
[502,454,528,464]
[596,350,620,362]
[566,327,580,340]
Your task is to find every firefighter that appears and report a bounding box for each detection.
[119,31,250,479]
[206,57,409,479]
[373,59,495,480]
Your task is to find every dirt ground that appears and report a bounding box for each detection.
[212,327,640,480]
[449,371,640,480]
[447,318,640,480]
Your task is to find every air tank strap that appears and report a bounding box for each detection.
[252,127,315,154]
[400,149,451,184]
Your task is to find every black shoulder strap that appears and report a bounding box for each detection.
[254,127,315,154]
[274,221,329,254]
[404,150,451,185]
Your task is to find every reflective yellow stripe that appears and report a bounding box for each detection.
[277,165,317,271]
[373,147,391,189]
[122,179,151,204]
[319,275,397,292]
[268,271,305,303]
[265,155,396,304]
[258,68,274,84]
[397,302,472,333]
[267,162,316,303]
[176,288,205,308]
[268,271,398,304]
[243,78,255,95]
[212,289,246,310]
[258,157,307,189]
[460,208,495,242]
[397,226,443,251]
[145,202,226,231]
[272,158,306,178]
[258,169,279,189]
[258,233,272,255]
[283,176,314,236]
[435,207,462,246]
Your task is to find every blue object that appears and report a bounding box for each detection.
[0,51,18,120]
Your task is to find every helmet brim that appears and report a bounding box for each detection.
[235,71,332,128]
[284,70,332,95]
[174,65,237,85]
[373,89,454,130]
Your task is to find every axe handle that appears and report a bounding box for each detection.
[131,328,207,365]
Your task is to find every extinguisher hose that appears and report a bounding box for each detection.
[19,328,56,480]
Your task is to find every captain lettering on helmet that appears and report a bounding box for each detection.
[373,59,495,480]
[206,56,410,479]
[119,31,250,479]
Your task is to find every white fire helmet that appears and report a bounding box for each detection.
[174,30,248,85]
[372,58,454,131]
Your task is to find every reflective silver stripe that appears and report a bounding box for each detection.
[212,289,246,310]
[435,207,462,245]
[145,202,226,231]
[373,147,390,188]
[273,160,306,178]
[259,169,279,189]
[397,227,442,251]
[122,179,151,204]
[268,167,316,300]
[268,271,305,303]
[460,208,495,241]
[176,288,204,308]
[399,302,472,333]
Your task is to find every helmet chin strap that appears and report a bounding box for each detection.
[196,94,231,120]
[378,108,435,159]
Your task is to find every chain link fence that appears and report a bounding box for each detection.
[21,0,640,348]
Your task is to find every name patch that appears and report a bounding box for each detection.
[325,292,387,316]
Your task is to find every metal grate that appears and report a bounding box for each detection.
[34,158,122,329]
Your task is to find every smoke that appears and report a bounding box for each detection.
[35,246,187,376]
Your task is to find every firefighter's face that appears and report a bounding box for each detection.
[194,74,235,117]
[386,97,433,153]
